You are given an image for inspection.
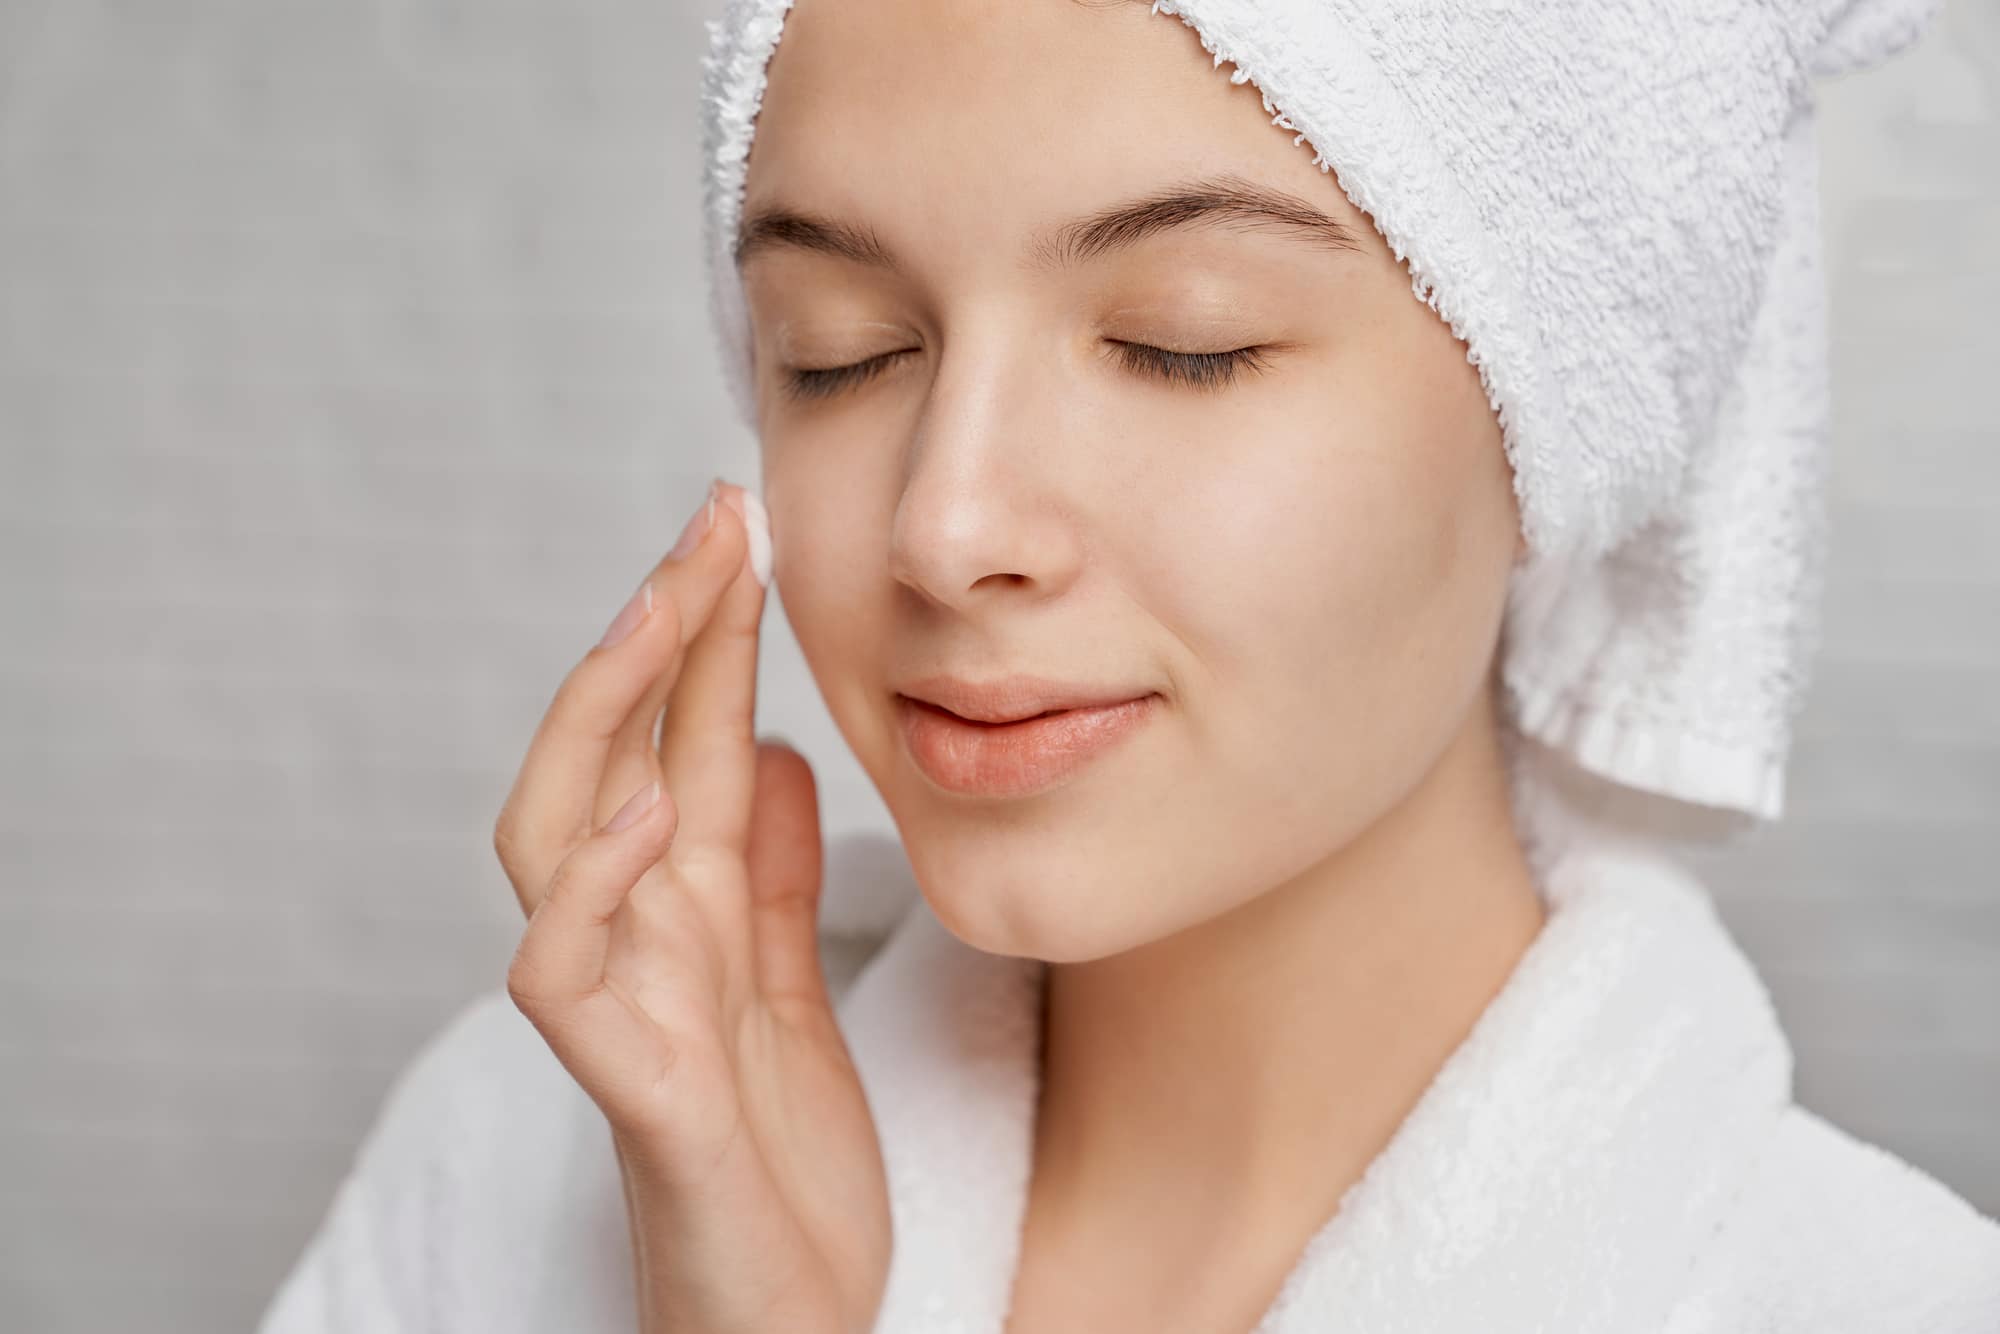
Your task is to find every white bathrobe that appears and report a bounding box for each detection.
[257,824,2000,1334]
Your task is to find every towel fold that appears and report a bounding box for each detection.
[697,0,1947,834]
[251,828,2000,1334]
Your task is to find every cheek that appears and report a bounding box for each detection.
[763,471,889,733]
[1149,416,1466,703]
[1147,365,1508,810]
[1285,317,1516,683]
[762,437,876,611]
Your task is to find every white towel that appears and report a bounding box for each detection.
[697,0,1945,835]
[252,828,2000,1333]
[839,824,2000,1333]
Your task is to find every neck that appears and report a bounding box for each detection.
[1021,666,1546,1303]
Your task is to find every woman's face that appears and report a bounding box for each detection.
[736,0,1524,962]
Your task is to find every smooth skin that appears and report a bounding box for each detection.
[492,481,888,1334]
[500,0,1550,1331]
[736,0,1547,1331]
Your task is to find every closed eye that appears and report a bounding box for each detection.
[781,349,916,402]
[1106,340,1273,391]
[779,340,1275,402]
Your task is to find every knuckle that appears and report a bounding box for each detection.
[543,850,585,907]
[654,589,687,642]
[541,846,618,926]
[506,944,561,1019]
[491,811,523,868]
[505,956,542,1013]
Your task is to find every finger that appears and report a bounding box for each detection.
[597,480,736,826]
[507,779,679,1014]
[493,488,747,911]
[657,479,772,861]
[742,739,833,1015]
[584,484,750,839]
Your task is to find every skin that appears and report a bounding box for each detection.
[740,0,1545,1329]
[497,484,888,1334]
[494,1,1546,1332]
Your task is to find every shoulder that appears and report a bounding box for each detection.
[340,837,911,1166]
[1669,1102,2000,1332]
[331,900,898,1198]
[256,988,631,1333]
[257,841,910,1334]
[299,824,916,1199]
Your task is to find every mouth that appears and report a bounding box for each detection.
[895,673,1156,725]
[924,702,1075,725]
[894,690,1160,798]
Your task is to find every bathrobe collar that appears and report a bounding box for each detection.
[834,836,1794,1333]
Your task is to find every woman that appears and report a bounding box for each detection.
[259,0,2000,1331]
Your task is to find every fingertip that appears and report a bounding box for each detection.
[740,488,773,588]
[715,480,773,589]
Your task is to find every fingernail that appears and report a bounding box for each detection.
[596,577,653,649]
[602,779,660,833]
[668,482,719,561]
[716,481,773,588]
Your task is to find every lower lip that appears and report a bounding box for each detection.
[896,693,1160,798]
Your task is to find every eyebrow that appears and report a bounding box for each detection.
[732,172,1366,273]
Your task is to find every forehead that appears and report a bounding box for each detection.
[742,0,1346,235]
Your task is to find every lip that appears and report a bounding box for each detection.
[896,673,1154,724]
[894,689,1160,798]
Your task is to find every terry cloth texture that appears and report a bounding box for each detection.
[695,0,1946,836]
[252,827,2000,1334]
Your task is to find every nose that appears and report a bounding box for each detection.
[885,339,1083,613]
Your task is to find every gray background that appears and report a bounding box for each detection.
[1,2,1995,1331]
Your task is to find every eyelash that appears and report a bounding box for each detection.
[780,341,1272,401]
[1108,340,1273,391]
[782,352,910,401]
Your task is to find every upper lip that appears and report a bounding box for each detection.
[897,674,1154,724]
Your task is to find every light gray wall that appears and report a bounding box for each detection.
[1683,0,2000,1223]
[1,2,1994,1331]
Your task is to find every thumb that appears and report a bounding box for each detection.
[743,736,833,1017]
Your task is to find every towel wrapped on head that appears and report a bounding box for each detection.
[698,0,1946,848]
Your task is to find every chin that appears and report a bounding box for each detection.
[898,828,1150,964]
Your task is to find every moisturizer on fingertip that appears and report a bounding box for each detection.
[740,487,773,588]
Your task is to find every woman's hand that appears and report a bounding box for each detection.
[491,479,890,1334]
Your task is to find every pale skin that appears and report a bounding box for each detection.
[494,481,888,1334]
[495,0,1549,1332]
